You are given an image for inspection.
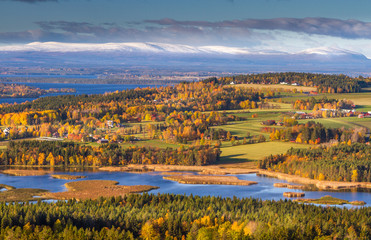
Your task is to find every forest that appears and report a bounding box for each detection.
[0,82,264,115]
[258,143,371,182]
[292,97,354,111]
[266,121,367,144]
[0,141,220,166]
[211,72,367,93]
[0,194,369,239]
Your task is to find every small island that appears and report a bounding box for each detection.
[51,174,86,180]
[0,83,75,98]
[294,195,366,205]
[274,183,305,190]
[2,169,51,176]
[43,180,159,200]
[283,192,305,197]
[163,175,257,186]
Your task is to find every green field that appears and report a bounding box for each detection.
[285,91,371,109]
[298,117,371,129]
[212,121,265,138]
[212,111,290,137]
[298,118,355,129]
[121,139,182,149]
[219,141,311,162]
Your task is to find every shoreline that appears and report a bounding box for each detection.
[99,165,371,191]
[257,170,371,190]
[0,165,369,191]
[99,164,258,175]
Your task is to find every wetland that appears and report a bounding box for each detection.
[0,169,369,207]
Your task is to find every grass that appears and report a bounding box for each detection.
[298,117,371,130]
[212,112,288,138]
[342,117,371,129]
[298,118,356,129]
[212,121,262,138]
[293,91,371,107]
[219,141,311,163]
[121,139,182,149]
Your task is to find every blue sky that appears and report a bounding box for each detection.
[1,0,371,57]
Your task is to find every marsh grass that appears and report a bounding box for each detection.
[0,187,48,202]
[2,169,51,176]
[51,174,86,180]
[43,180,159,200]
[163,175,257,186]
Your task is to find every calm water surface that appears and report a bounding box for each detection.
[0,82,156,104]
[0,171,369,208]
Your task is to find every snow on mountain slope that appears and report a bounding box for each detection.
[0,42,367,59]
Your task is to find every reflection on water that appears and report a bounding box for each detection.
[0,171,369,208]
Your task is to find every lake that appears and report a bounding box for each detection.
[0,82,369,207]
[0,82,158,104]
[0,74,97,79]
[0,171,369,208]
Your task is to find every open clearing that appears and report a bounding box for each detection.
[121,139,181,149]
[220,141,311,163]
[298,118,357,129]
[234,83,316,92]
[299,117,371,130]
[295,91,371,108]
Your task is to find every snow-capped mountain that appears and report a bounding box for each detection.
[0,42,370,73]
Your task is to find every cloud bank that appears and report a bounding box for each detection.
[146,17,371,39]
[1,17,371,58]
[1,17,371,44]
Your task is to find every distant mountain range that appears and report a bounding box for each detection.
[0,42,370,75]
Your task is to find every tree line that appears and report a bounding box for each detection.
[266,121,367,144]
[259,143,371,182]
[205,72,366,93]
[0,141,220,166]
[0,82,263,117]
[292,97,354,111]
